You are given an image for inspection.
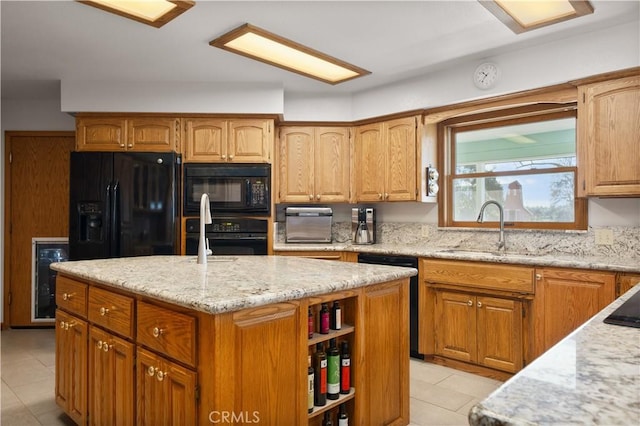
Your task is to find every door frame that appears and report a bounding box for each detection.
[2,131,76,328]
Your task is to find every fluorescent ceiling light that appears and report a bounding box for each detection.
[78,1,194,28]
[210,24,371,85]
[479,0,594,34]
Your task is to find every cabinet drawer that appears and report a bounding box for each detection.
[56,276,88,317]
[88,287,134,339]
[137,302,197,367]
[422,259,535,293]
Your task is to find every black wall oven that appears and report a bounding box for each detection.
[185,218,268,256]
[184,163,270,216]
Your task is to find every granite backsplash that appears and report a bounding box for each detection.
[276,222,640,260]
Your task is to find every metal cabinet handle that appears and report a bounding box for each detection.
[156,370,168,382]
[152,327,164,338]
[467,300,473,306]
[378,193,383,200]
[536,273,542,280]
[316,195,321,200]
[228,154,234,160]
[120,144,125,148]
[62,293,74,301]
[477,301,483,308]
[221,154,227,160]
[309,194,314,200]
[60,321,66,329]
[97,340,103,350]
[385,193,389,199]
[148,366,156,377]
[127,143,133,148]
[99,307,109,316]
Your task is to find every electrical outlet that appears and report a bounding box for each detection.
[595,229,614,245]
[421,225,429,238]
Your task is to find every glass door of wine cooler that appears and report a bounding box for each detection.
[32,238,68,322]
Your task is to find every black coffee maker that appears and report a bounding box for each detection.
[351,208,376,244]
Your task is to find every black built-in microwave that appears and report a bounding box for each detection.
[183,163,270,216]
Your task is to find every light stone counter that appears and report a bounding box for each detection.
[273,242,640,273]
[51,255,417,314]
[468,283,640,425]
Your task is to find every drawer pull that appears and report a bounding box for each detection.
[148,366,156,377]
[467,300,473,306]
[156,370,168,382]
[99,307,110,316]
[62,292,74,301]
[152,327,164,338]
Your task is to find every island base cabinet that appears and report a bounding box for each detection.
[136,347,197,426]
[88,326,134,426]
[361,280,410,426]
[55,310,88,426]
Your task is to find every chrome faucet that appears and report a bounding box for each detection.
[197,193,212,265]
[477,200,506,251]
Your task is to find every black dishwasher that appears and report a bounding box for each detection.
[357,253,423,359]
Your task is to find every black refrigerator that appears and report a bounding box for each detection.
[69,151,180,261]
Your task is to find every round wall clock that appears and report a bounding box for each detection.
[473,62,500,89]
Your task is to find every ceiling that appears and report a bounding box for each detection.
[1,1,638,100]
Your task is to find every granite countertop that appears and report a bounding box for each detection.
[51,255,417,315]
[468,283,640,425]
[273,241,640,273]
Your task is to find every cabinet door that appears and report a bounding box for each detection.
[89,326,135,426]
[354,123,385,202]
[228,119,272,163]
[183,118,227,162]
[361,280,410,426]
[476,296,522,373]
[128,117,179,152]
[55,310,88,425]
[384,117,417,201]
[278,127,314,203]
[534,268,615,355]
[137,347,197,425]
[578,76,640,196]
[617,273,640,297]
[216,302,303,425]
[314,127,351,203]
[76,117,127,151]
[434,291,476,363]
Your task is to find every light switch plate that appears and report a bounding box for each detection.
[595,229,614,245]
[421,225,430,238]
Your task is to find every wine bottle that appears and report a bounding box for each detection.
[338,403,349,426]
[322,411,334,426]
[314,343,327,406]
[327,338,340,400]
[308,307,314,339]
[340,340,351,394]
[330,300,342,330]
[320,303,330,334]
[307,355,314,413]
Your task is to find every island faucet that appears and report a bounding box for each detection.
[197,193,212,265]
[476,200,506,251]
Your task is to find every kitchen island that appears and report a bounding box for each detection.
[51,255,417,425]
[468,283,640,425]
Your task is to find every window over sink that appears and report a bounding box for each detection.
[440,104,587,230]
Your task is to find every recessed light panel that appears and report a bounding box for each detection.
[479,0,594,33]
[78,1,194,28]
[210,24,371,85]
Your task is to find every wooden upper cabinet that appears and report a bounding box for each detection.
[77,116,178,152]
[354,116,418,202]
[578,75,640,196]
[76,117,127,151]
[183,118,226,162]
[277,126,350,203]
[127,117,179,152]
[184,118,272,163]
[228,119,272,163]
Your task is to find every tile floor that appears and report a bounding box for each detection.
[1,328,502,426]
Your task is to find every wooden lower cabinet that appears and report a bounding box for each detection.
[88,326,134,425]
[532,268,615,358]
[434,291,523,373]
[617,273,640,296]
[55,310,88,425]
[137,347,197,425]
